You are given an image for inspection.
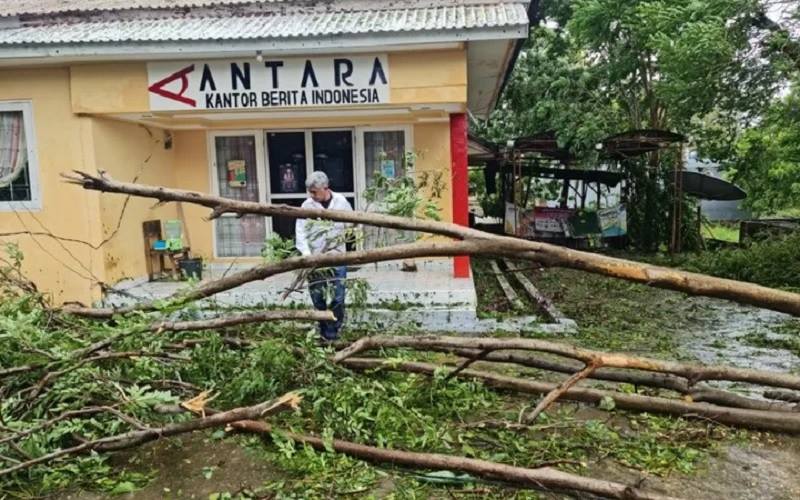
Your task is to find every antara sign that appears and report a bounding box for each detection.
[147,54,389,111]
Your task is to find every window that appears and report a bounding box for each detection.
[212,134,266,257]
[0,102,39,210]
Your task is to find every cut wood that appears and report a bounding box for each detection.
[502,258,567,322]
[0,391,300,477]
[489,259,524,310]
[63,171,800,317]
[334,335,800,391]
[228,421,679,500]
[341,357,800,434]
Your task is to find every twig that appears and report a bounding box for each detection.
[444,348,493,382]
[524,359,602,423]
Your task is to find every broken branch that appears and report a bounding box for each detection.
[0,391,301,477]
[228,421,678,500]
[63,171,800,316]
[334,335,800,391]
[342,357,800,434]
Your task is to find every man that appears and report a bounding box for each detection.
[295,171,353,341]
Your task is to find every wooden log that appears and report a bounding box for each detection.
[489,260,524,310]
[764,389,800,404]
[502,259,566,322]
[334,335,800,391]
[228,421,679,500]
[341,358,800,434]
[151,309,335,332]
[63,171,800,317]
[425,347,796,412]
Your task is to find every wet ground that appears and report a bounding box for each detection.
[681,297,799,372]
[585,436,800,500]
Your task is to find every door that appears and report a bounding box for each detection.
[210,133,267,257]
[266,129,356,240]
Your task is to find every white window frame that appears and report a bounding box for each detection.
[354,125,414,211]
[207,130,268,259]
[0,101,41,212]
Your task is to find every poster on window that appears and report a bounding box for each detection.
[380,159,396,178]
[279,164,300,193]
[227,160,246,187]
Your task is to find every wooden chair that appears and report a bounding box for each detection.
[143,220,191,280]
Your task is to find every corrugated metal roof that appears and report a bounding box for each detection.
[0,3,529,45]
[0,0,285,17]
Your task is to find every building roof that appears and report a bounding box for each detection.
[0,2,530,45]
[0,1,283,17]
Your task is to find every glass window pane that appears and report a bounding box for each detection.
[312,131,354,192]
[364,130,405,187]
[271,197,305,241]
[215,215,266,257]
[215,135,259,202]
[0,111,31,202]
[267,132,307,195]
[362,131,408,250]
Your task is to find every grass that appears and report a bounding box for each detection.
[518,265,707,357]
[702,222,740,243]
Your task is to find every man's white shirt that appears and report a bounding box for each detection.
[295,191,353,256]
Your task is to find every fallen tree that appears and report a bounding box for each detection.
[341,357,800,434]
[334,335,800,391]
[63,171,800,317]
[228,420,680,500]
[415,346,797,412]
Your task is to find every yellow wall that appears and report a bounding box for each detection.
[0,67,104,305]
[172,130,212,261]
[414,122,453,225]
[91,118,179,283]
[70,49,468,114]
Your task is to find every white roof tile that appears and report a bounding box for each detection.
[0,2,529,45]
[0,1,284,17]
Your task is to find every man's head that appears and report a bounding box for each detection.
[306,170,332,203]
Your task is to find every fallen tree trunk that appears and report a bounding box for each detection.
[0,391,300,477]
[64,171,800,317]
[228,421,679,500]
[426,347,797,412]
[151,309,335,333]
[341,358,800,434]
[764,389,800,404]
[334,335,800,391]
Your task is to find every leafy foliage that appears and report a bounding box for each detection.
[478,0,798,248]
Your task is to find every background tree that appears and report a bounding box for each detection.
[477,0,798,248]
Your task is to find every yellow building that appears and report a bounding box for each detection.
[0,0,530,305]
